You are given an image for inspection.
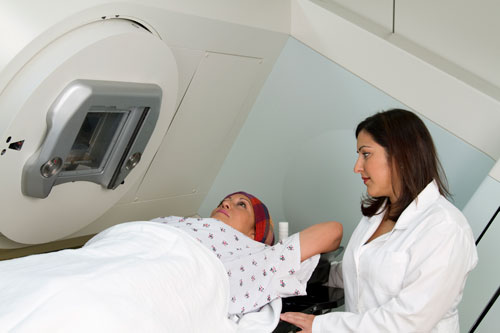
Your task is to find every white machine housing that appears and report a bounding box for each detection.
[0,0,288,246]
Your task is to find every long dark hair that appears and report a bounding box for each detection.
[356,109,450,221]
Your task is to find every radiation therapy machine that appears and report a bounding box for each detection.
[0,1,288,248]
[1,1,499,332]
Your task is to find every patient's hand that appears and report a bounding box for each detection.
[280,312,315,332]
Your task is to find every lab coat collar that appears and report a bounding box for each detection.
[393,180,440,230]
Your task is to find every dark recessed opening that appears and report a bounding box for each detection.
[9,140,24,151]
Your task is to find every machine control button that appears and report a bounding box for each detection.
[125,152,141,170]
[40,157,63,178]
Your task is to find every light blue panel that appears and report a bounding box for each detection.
[473,291,500,333]
[459,192,500,331]
[463,175,500,239]
[427,122,494,210]
[199,37,494,245]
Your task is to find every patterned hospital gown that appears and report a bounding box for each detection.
[151,216,319,315]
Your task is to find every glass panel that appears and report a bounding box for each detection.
[63,112,125,172]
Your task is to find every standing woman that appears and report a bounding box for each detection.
[281,109,478,332]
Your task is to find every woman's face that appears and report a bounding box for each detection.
[210,194,256,239]
[354,130,398,203]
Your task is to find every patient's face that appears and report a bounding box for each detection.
[210,194,256,239]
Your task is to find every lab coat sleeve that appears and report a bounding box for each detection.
[326,261,343,289]
[313,222,477,332]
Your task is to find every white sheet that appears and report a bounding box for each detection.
[0,222,281,332]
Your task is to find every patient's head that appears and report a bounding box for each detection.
[210,191,274,245]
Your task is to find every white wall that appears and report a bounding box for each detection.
[292,0,500,161]
[199,37,494,244]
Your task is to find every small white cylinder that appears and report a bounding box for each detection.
[278,221,289,241]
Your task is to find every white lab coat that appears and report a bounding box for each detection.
[313,181,478,332]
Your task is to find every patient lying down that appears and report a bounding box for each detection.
[0,192,341,331]
[151,191,343,315]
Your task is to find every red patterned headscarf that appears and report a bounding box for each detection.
[224,191,275,246]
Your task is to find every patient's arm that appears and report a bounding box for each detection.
[299,222,342,262]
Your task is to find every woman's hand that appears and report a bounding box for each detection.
[280,312,315,332]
